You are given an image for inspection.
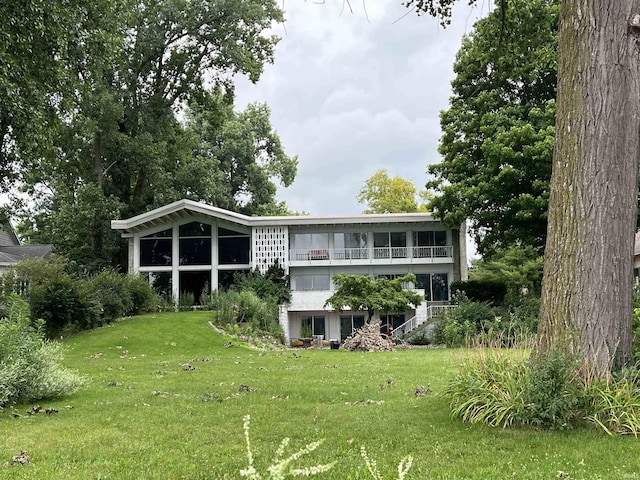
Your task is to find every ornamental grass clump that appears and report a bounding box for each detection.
[448,347,588,430]
[586,367,640,436]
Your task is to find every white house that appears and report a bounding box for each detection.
[111,199,467,342]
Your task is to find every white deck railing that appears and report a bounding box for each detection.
[289,245,453,262]
[391,304,456,338]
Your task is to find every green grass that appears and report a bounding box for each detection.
[1,311,640,479]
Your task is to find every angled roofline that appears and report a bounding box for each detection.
[111,199,439,235]
[1,220,21,246]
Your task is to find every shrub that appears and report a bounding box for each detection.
[0,296,83,407]
[86,269,134,322]
[450,279,507,305]
[521,349,588,429]
[209,290,282,338]
[449,353,528,428]
[29,274,100,337]
[124,274,158,314]
[449,348,588,430]
[432,295,538,348]
[432,297,496,347]
[234,262,291,305]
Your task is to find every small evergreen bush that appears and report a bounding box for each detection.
[0,296,83,407]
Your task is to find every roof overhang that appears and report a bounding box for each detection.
[111,199,439,236]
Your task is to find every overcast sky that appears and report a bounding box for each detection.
[234,0,491,216]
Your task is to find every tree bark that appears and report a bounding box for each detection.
[537,0,640,376]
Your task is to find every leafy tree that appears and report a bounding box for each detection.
[233,262,291,305]
[14,1,294,270]
[469,246,543,304]
[324,274,423,322]
[185,90,298,215]
[409,0,639,377]
[426,0,558,256]
[357,169,429,213]
[0,0,124,187]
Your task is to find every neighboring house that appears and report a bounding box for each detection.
[0,222,53,274]
[111,199,468,342]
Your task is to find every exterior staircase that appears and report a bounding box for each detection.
[391,304,455,339]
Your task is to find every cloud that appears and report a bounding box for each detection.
[235,0,489,216]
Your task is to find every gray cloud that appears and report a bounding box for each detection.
[235,0,490,216]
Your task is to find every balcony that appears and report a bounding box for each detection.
[288,246,453,265]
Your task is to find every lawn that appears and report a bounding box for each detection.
[1,311,639,479]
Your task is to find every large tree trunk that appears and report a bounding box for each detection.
[537,0,640,376]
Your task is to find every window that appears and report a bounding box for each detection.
[333,232,368,259]
[293,233,328,249]
[140,228,172,266]
[373,232,406,258]
[179,222,211,266]
[180,222,211,237]
[218,227,250,265]
[413,231,448,258]
[218,269,251,290]
[432,273,449,301]
[294,274,330,291]
[413,230,447,246]
[379,314,406,334]
[179,271,210,305]
[146,272,172,299]
[334,232,367,248]
[377,273,403,280]
[218,237,250,264]
[415,273,449,301]
[301,315,325,338]
[340,314,365,340]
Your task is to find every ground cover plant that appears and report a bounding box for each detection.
[2,312,640,479]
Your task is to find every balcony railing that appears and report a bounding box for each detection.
[289,245,453,262]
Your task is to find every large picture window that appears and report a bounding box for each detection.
[373,232,406,258]
[413,230,447,246]
[179,222,211,266]
[218,227,250,265]
[340,314,365,341]
[293,233,329,250]
[334,232,367,259]
[145,271,172,299]
[140,228,172,266]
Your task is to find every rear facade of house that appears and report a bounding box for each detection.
[112,199,468,342]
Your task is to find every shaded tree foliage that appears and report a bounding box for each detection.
[0,0,124,187]
[324,274,423,323]
[12,1,296,270]
[427,0,559,256]
[410,0,639,377]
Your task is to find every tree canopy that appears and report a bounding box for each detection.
[427,0,558,256]
[357,169,429,214]
[324,274,423,323]
[410,0,639,376]
[8,0,296,270]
